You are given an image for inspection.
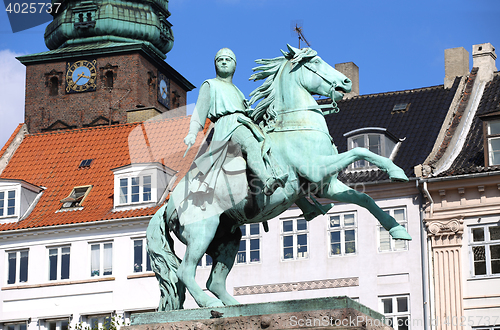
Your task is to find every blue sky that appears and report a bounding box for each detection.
[0,0,499,148]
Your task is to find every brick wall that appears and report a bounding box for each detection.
[24,52,187,133]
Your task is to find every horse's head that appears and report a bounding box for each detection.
[283,44,352,106]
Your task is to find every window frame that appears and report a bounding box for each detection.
[328,212,358,257]
[6,249,29,285]
[47,245,71,281]
[469,223,500,277]
[344,128,398,170]
[89,242,113,278]
[379,295,411,330]
[4,322,28,330]
[60,185,92,209]
[86,314,112,330]
[484,119,500,167]
[44,318,70,330]
[378,207,409,253]
[132,237,152,273]
[280,217,309,261]
[197,254,213,268]
[119,175,152,205]
[0,188,18,218]
[236,223,261,265]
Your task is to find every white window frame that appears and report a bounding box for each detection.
[4,322,28,330]
[328,212,357,257]
[118,175,152,205]
[43,319,70,330]
[469,223,500,277]
[89,242,113,277]
[281,217,309,261]
[486,119,500,166]
[47,246,71,281]
[86,315,112,330]
[6,249,29,285]
[379,295,411,330]
[132,238,152,273]
[378,207,408,252]
[0,189,17,217]
[236,223,261,264]
[345,128,398,170]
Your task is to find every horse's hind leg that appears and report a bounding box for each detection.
[206,226,241,306]
[176,216,224,308]
[318,179,411,240]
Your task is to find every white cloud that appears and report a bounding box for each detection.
[0,49,25,150]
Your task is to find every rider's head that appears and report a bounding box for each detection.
[215,48,236,79]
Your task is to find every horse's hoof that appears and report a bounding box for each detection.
[389,225,412,240]
[388,168,409,182]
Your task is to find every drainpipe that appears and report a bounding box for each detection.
[419,180,436,330]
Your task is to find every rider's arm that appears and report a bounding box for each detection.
[184,82,210,146]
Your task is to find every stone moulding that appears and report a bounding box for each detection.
[233,277,359,296]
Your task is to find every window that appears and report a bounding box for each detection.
[60,185,92,208]
[470,224,500,276]
[90,242,112,277]
[133,238,152,273]
[329,212,357,256]
[485,120,500,166]
[50,77,59,96]
[48,246,70,280]
[379,295,410,330]
[5,323,27,330]
[87,315,111,330]
[236,224,260,264]
[119,175,152,204]
[281,218,308,260]
[0,190,16,217]
[105,71,114,88]
[379,208,408,252]
[7,250,28,284]
[197,254,213,267]
[46,319,69,330]
[344,128,399,169]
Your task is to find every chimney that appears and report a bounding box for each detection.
[335,62,359,98]
[444,47,469,88]
[473,42,497,82]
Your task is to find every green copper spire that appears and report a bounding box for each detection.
[44,0,174,55]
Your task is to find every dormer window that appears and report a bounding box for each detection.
[112,163,176,210]
[344,128,400,170]
[485,119,500,166]
[0,179,43,224]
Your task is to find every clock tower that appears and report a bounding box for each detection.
[17,0,194,134]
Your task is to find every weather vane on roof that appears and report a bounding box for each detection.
[291,20,311,49]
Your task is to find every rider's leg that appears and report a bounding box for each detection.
[231,126,285,195]
[318,178,411,240]
[206,225,241,306]
[176,216,225,307]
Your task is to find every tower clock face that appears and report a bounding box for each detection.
[66,59,97,93]
[157,72,169,108]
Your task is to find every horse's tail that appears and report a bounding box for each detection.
[146,202,186,311]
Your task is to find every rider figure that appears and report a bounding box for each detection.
[184,48,285,196]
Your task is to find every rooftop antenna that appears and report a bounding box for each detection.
[291,20,311,49]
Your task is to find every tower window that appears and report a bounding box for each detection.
[50,77,59,96]
[105,71,114,88]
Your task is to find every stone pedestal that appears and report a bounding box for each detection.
[126,296,390,330]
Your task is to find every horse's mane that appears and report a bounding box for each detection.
[248,46,317,122]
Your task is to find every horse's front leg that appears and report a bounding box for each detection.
[176,216,224,308]
[297,147,408,183]
[318,178,411,240]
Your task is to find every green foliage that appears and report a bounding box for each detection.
[68,316,128,330]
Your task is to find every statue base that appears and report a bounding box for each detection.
[127,296,390,330]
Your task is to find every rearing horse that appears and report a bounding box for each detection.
[147,45,411,311]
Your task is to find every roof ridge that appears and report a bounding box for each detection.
[0,123,24,159]
[26,115,192,138]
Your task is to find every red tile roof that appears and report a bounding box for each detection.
[0,116,209,231]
